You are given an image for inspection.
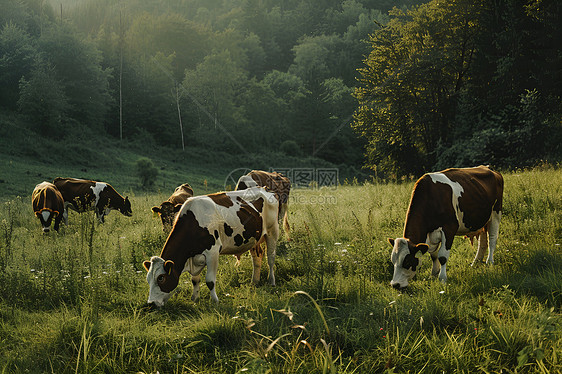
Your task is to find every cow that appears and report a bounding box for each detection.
[143,187,279,306]
[32,182,65,233]
[388,165,503,289]
[53,177,132,224]
[151,183,194,232]
[235,170,291,240]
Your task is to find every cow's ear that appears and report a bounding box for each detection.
[416,243,429,255]
[164,260,174,275]
[388,238,395,247]
[143,261,151,271]
[173,204,183,213]
[151,206,161,213]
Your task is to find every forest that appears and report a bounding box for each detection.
[1,0,560,182]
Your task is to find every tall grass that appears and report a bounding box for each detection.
[0,167,560,373]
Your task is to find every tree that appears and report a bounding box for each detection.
[435,0,562,169]
[0,22,37,109]
[353,0,482,177]
[183,49,248,150]
[18,58,68,136]
[136,157,158,189]
[38,23,112,130]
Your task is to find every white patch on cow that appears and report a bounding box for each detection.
[429,173,469,232]
[41,210,51,222]
[145,256,172,307]
[91,183,107,206]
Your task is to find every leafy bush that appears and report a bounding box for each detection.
[136,157,158,189]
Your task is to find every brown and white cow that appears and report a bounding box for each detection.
[143,187,279,306]
[235,170,291,240]
[53,177,132,224]
[32,182,65,233]
[388,166,503,289]
[151,183,194,232]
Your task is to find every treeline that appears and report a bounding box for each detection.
[0,0,422,169]
[354,0,562,177]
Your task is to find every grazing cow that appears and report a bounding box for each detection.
[32,182,65,233]
[53,177,132,224]
[143,187,279,306]
[388,166,503,289]
[151,183,194,232]
[235,170,291,240]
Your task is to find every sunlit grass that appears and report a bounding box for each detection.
[0,167,560,373]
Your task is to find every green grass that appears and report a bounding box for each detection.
[0,166,560,373]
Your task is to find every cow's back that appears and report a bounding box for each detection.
[32,182,64,214]
[171,189,278,257]
[249,171,291,204]
[405,166,503,241]
[442,166,503,231]
[53,177,95,208]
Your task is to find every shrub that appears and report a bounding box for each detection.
[136,157,158,189]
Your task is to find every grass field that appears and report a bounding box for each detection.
[0,166,560,373]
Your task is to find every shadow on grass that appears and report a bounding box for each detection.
[465,245,562,307]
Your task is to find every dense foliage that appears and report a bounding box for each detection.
[354,0,562,177]
[1,0,425,171]
[1,0,560,178]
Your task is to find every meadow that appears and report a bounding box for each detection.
[0,166,560,373]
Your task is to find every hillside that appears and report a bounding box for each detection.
[0,112,368,201]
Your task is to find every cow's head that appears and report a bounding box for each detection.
[388,238,428,289]
[36,210,57,233]
[120,197,133,217]
[143,256,179,307]
[151,202,183,231]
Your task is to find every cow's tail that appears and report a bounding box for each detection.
[281,203,291,241]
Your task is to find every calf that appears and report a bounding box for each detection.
[388,166,503,289]
[235,170,291,240]
[143,187,279,306]
[53,177,132,224]
[32,182,65,232]
[152,183,194,232]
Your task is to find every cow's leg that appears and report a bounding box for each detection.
[96,208,105,224]
[185,255,205,302]
[486,211,502,265]
[471,227,489,266]
[265,234,278,286]
[430,251,440,277]
[279,203,290,241]
[191,274,202,301]
[437,229,454,283]
[250,242,264,285]
[63,207,69,225]
[205,247,220,303]
[426,229,442,277]
[53,216,61,232]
